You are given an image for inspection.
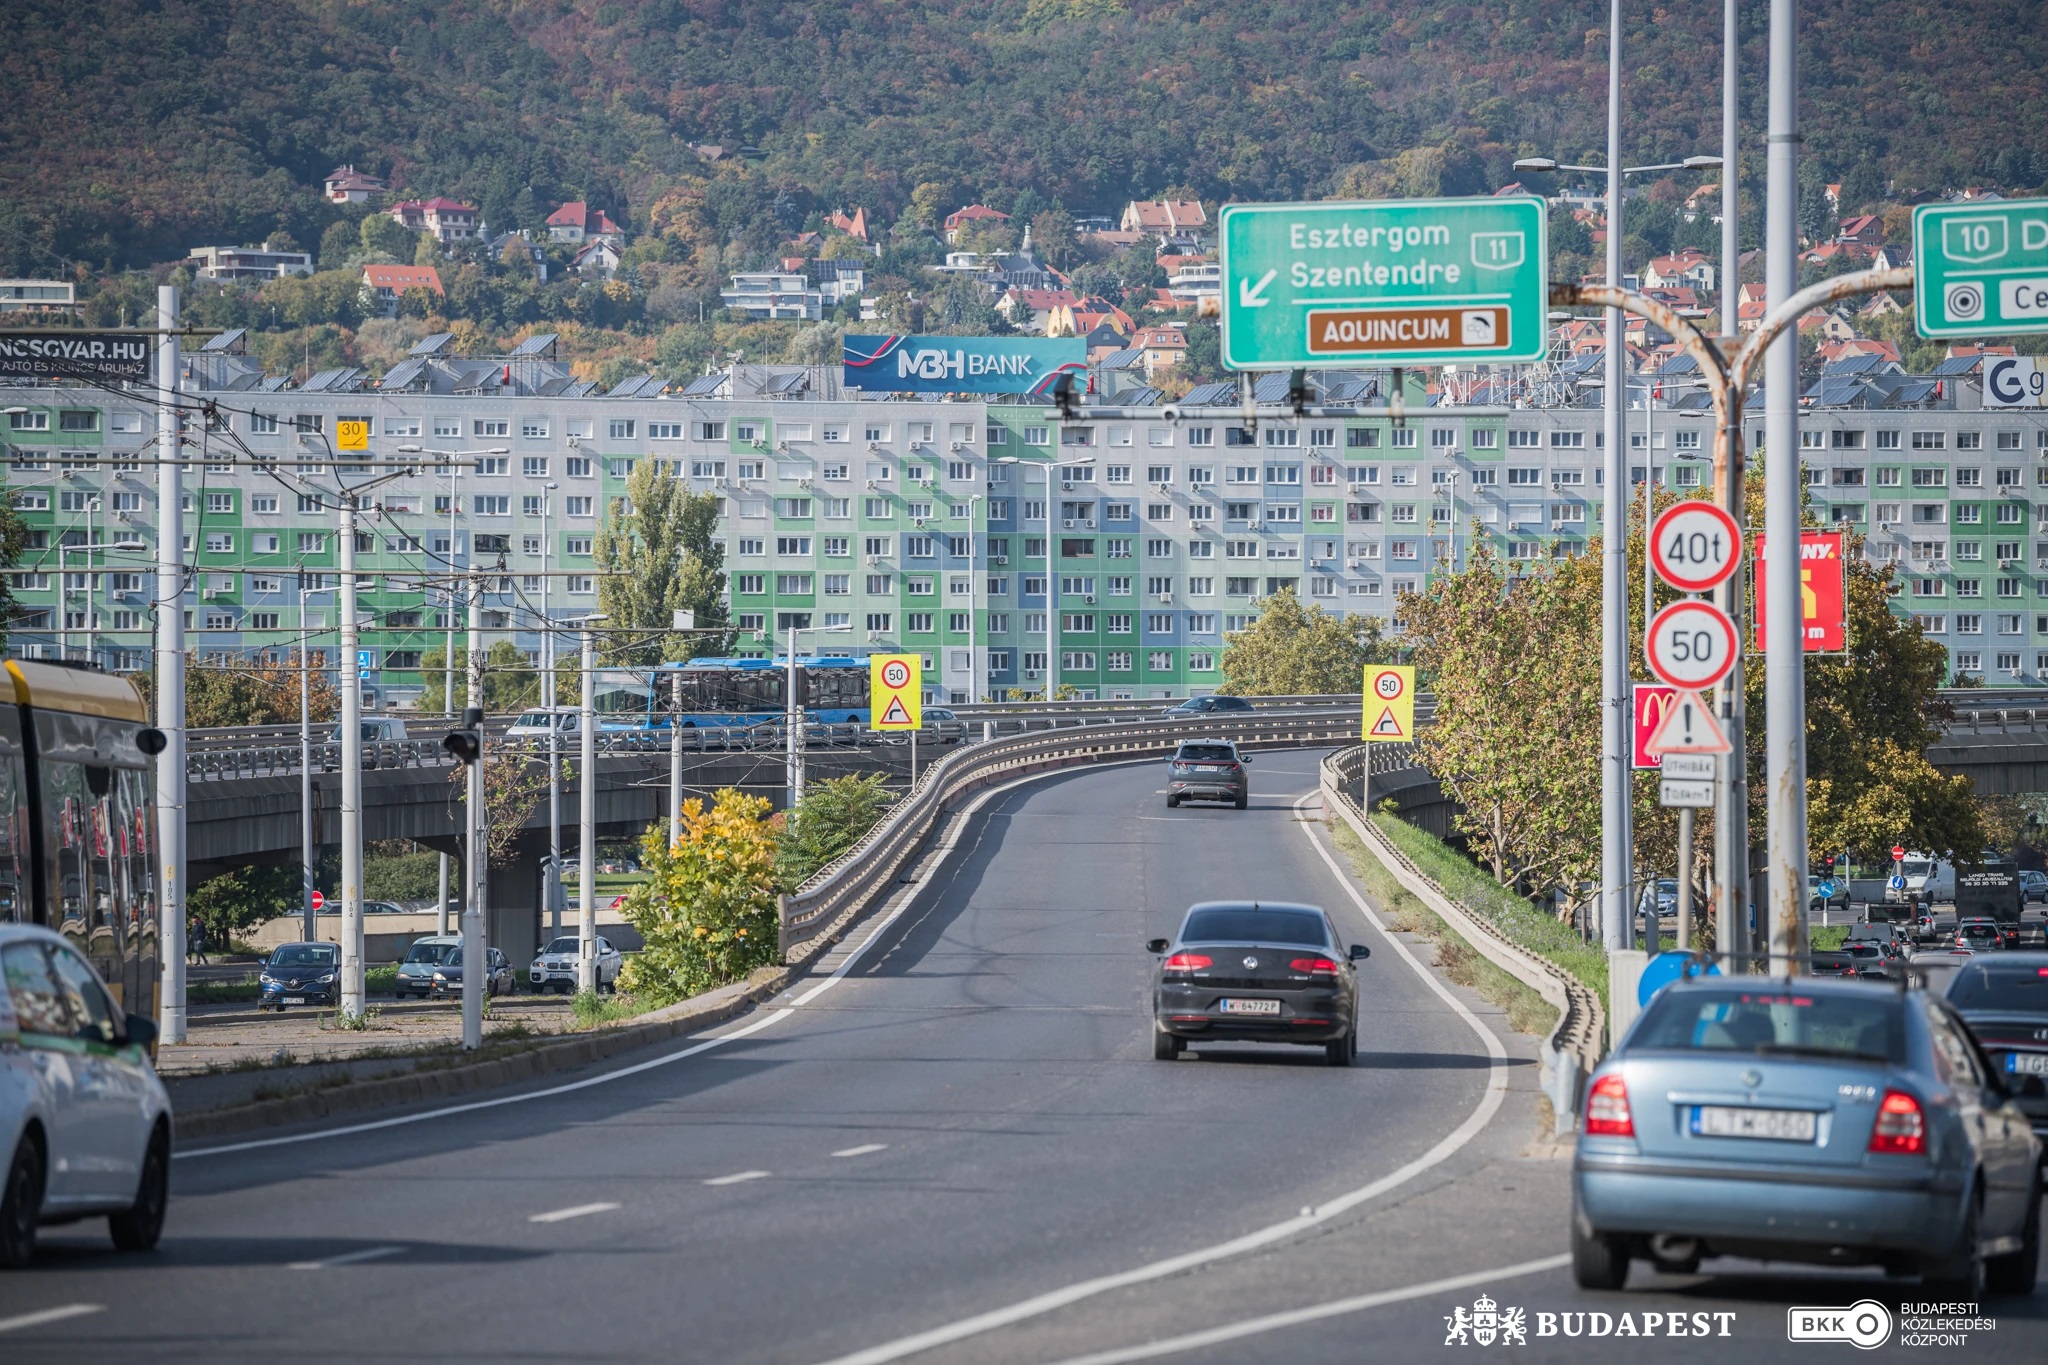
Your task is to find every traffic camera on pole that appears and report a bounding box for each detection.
[443,707,483,765]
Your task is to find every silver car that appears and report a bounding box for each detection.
[1572,977,2040,1294]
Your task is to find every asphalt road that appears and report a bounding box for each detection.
[0,753,2040,1362]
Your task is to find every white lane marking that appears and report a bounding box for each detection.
[0,1304,104,1336]
[1038,1254,1571,1365]
[832,1143,889,1157]
[807,782,1509,1365]
[528,1202,620,1223]
[172,770,1024,1163]
[287,1244,405,1270]
[704,1169,770,1186]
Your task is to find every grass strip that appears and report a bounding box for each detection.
[1365,812,1611,1017]
[1328,818,1559,1040]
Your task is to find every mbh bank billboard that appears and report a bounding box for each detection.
[842,334,1086,396]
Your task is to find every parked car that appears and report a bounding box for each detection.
[1164,740,1250,810]
[506,709,582,741]
[330,717,409,743]
[530,936,623,994]
[257,942,341,1010]
[0,924,172,1268]
[1636,880,1678,935]
[429,946,514,998]
[2021,871,2048,905]
[1159,694,1255,719]
[394,935,461,998]
[1807,875,1851,915]
[1571,976,2040,1294]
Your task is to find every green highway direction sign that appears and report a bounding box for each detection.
[1913,198,2048,339]
[1218,196,1548,371]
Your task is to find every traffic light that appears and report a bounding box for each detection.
[1287,368,1309,415]
[443,707,483,765]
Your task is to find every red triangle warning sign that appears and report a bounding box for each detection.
[1369,705,1406,738]
[1645,690,1731,756]
[879,695,913,727]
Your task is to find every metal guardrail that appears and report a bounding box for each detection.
[1318,743,1604,1132]
[776,710,1363,960]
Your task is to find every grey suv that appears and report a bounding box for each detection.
[1166,740,1250,809]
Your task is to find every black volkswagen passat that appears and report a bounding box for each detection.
[1148,901,1368,1065]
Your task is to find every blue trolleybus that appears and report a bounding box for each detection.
[650,656,873,727]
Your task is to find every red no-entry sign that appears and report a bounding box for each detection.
[310,890,325,911]
[1891,845,1906,861]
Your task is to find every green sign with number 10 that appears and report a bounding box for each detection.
[1912,199,2048,340]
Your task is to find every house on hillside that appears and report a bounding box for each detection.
[942,205,1009,244]
[1166,259,1219,305]
[188,243,314,281]
[388,199,479,244]
[721,272,822,321]
[1796,308,1857,343]
[571,239,624,279]
[323,164,386,205]
[813,260,866,307]
[1682,183,1722,224]
[0,280,80,316]
[1643,249,1715,294]
[826,208,870,243]
[547,202,625,246]
[1874,243,1913,272]
[1816,337,1901,367]
[1800,241,1877,268]
[1133,324,1188,379]
[1048,296,1135,342]
[998,287,1078,330]
[487,232,548,283]
[1835,214,1883,247]
[1858,292,1904,320]
[1120,200,1208,237]
[361,264,444,314]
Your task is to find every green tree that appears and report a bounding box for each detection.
[0,496,27,656]
[317,220,359,272]
[594,458,729,665]
[364,848,442,901]
[776,773,893,888]
[420,639,541,714]
[187,864,300,946]
[359,213,415,261]
[619,789,781,1002]
[1219,588,1388,695]
[412,232,443,268]
[172,654,338,727]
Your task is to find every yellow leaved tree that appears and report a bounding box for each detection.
[618,788,780,1002]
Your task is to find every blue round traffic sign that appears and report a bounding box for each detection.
[1638,950,1721,1006]
[1888,874,1906,891]
[1816,880,1838,899]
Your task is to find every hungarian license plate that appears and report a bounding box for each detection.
[1691,1105,1817,1142]
[281,996,305,1005]
[1196,765,1222,772]
[2005,1051,2048,1076]
[1219,998,1281,1016]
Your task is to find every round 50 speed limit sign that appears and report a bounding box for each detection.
[1645,600,1739,691]
[1649,500,1743,593]
[881,659,911,690]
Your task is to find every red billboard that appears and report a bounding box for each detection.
[1632,684,1680,768]
[1753,530,1848,653]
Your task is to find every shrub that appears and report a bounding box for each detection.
[617,788,780,1002]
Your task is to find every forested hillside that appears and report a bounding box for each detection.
[2,0,2044,275]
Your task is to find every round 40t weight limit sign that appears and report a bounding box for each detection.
[1645,600,1739,692]
[1649,500,1743,593]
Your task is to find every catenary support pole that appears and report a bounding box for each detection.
[1763,0,1809,977]
[1600,0,1634,955]
[462,569,485,1049]
[337,493,365,1017]
[155,284,188,1044]
[669,672,684,844]
[300,586,315,944]
[578,625,598,996]
[1715,0,1751,972]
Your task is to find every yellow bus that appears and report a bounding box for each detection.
[0,660,162,1015]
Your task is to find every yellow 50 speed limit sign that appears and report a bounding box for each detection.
[1364,665,1414,742]
[869,654,922,730]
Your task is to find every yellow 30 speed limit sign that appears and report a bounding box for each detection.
[336,418,370,452]
[1364,665,1415,742]
[869,654,922,731]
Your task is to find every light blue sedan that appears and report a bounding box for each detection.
[1571,976,2040,1295]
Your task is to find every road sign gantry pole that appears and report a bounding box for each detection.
[1554,264,1916,974]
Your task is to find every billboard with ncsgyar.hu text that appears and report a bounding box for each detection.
[842,334,1086,395]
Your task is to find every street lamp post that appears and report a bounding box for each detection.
[1511,147,1721,959]
[57,531,142,666]
[299,569,333,943]
[785,620,853,809]
[154,284,187,1045]
[574,615,607,996]
[541,481,561,940]
[997,454,1095,700]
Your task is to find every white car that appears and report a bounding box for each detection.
[530,935,622,994]
[1,924,172,1268]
